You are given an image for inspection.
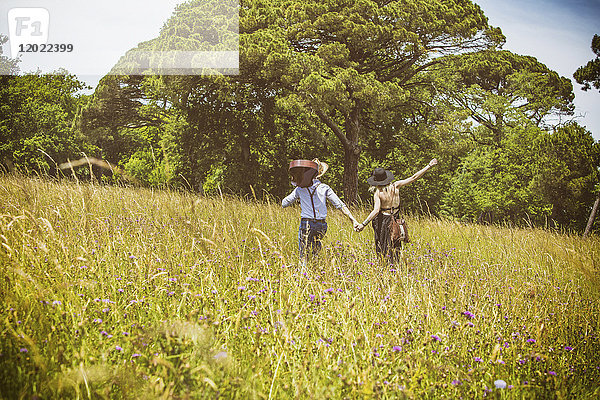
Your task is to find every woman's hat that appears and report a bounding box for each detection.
[312,158,329,178]
[367,167,394,186]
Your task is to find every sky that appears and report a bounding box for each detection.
[2,0,599,139]
[475,0,600,140]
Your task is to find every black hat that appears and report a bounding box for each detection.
[367,167,394,186]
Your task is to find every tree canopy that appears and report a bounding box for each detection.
[239,0,504,202]
[574,34,600,92]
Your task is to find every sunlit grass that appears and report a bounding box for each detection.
[1,175,599,399]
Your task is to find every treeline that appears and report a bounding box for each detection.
[1,0,599,232]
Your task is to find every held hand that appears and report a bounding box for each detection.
[429,158,438,167]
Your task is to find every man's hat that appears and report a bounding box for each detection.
[312,158,329,178]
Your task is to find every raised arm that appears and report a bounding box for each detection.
[394,158,438,188]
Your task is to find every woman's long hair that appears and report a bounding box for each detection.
[368,182,394,193]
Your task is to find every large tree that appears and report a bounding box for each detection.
[436,50,574,146]
[241,0,503,203]
[574,34,600,92]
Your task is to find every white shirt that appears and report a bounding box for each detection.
[281,179,346,220]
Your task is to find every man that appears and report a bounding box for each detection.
[282,159,360,265]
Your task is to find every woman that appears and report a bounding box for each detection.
[282,158,360,265]
[356,159,438,262]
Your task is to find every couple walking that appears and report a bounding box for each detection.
[282,158,438,264]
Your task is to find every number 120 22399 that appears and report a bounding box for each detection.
[18,43,73,52]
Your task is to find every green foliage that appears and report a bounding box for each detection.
[0,72,90,174]
[574,34,600,92]
[531,123,600,229]
[440,121,600,229]
[441,124,544,223]
[438,50,574,139]
[237,0,502,202]
[0,34,19,75]
[123,148,174,187]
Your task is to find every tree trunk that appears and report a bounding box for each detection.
[312,104,361,204]
[343,107,361,204]
[583,189,600,238]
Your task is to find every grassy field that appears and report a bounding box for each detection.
[1,175,599,399]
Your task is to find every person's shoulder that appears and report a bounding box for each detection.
[318,183,334,192]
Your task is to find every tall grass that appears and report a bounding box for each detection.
[1,175,599,399]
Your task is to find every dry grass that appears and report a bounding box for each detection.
[1,175,599,399]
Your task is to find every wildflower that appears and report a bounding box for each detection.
[564,346,573,351]
[473,357,483,362]
[451,379,461,385]
[115,346,123,351]
[19,348,28,353]
[132,353,141,358]
[93,318,102,323]
[463,311,475,319]
[548,371,557,376]
[392,346,402,352]
[494,379,507,389]
[527,338,536,343]
[431,335,441,342]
